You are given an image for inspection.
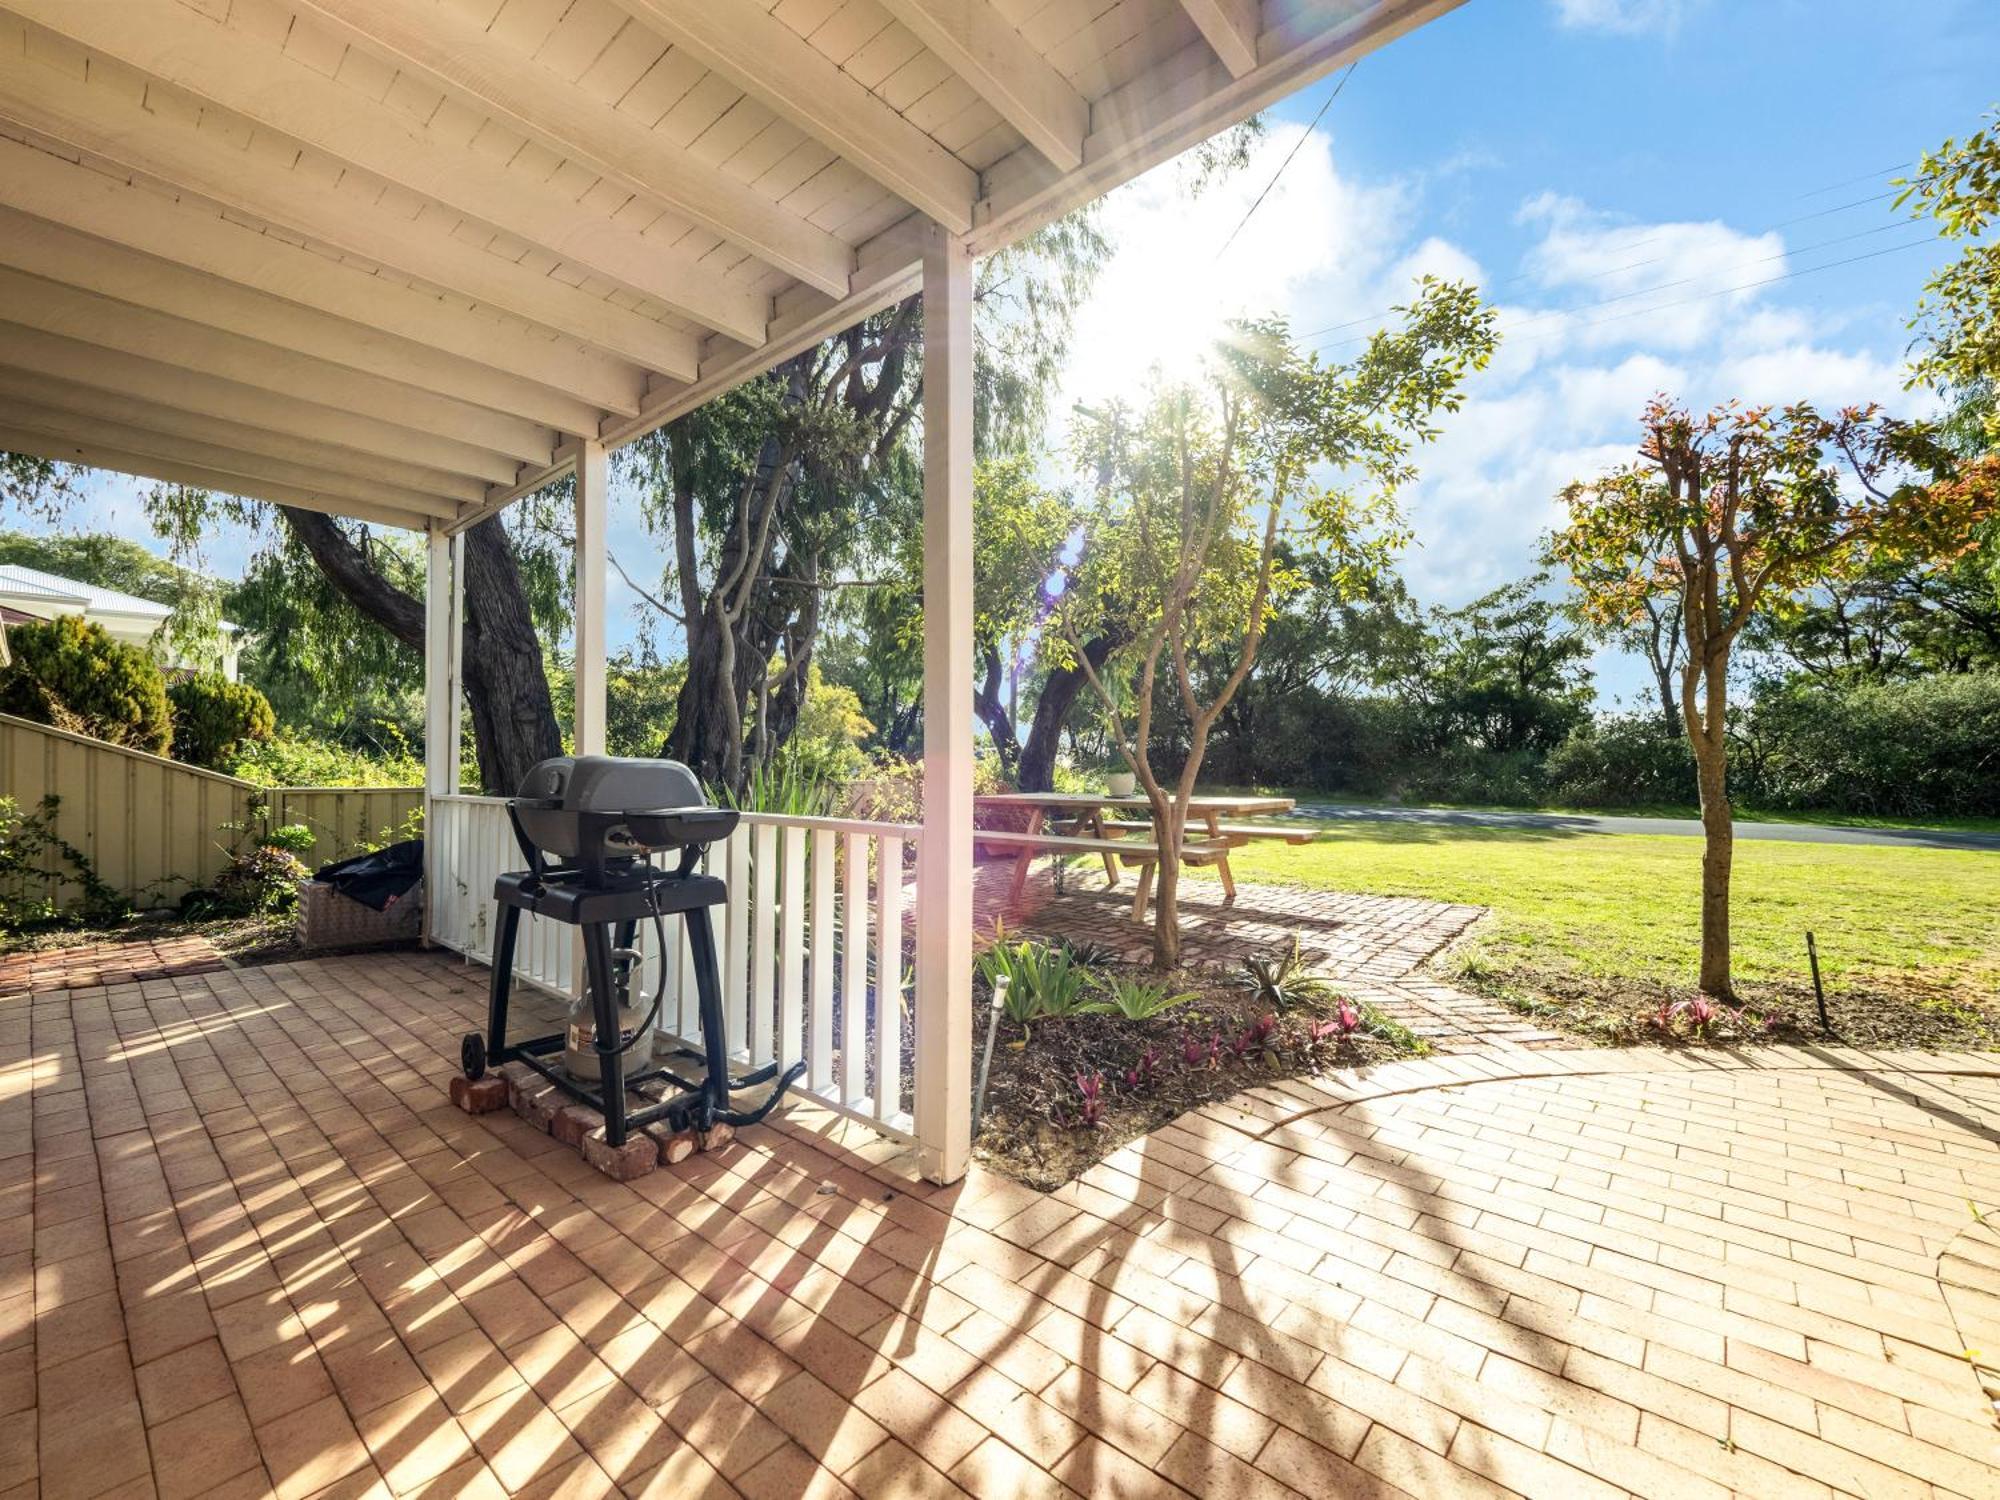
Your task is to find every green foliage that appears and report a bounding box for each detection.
[0,794,128,928]
[1086,973,1197,1020]
[1899,112,2000,442]
[1732,672,2000,817]
[200,843,310,917]
[1357,1001,1431,1056]
[0,615,172,754]
[716,756,838,817]
[226,732,423,788]
[1239,935,1335,1013]
[264,824,317,857]
[167,673,275,770]
[976,930,1095,1033]
[1542,714,1696,808]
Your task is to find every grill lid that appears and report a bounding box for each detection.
[517,755,705,812]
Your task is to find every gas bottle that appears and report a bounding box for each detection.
[563,947,656,1082]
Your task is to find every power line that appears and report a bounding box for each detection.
[1211,62,1357,265]
[1295,188,1907,347]
[1308,217,1933,355]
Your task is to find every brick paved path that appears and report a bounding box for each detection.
[10,949,1998,1498]
[976,863,1564,1053]
[0,932,225,995]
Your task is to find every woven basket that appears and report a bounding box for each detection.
[295,878,424,951]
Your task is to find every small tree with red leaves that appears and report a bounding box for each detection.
[1550,397,1995,999]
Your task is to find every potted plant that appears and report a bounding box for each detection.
[1105,764,1136,797]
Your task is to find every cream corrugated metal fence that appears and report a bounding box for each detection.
[0,712,421,910]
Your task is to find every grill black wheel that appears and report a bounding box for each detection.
[461,1033,486,1081]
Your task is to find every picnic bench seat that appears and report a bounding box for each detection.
[973,829,1240,913]
[1077,819,1320,845]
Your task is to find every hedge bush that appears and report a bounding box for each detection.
[0,616,172,754]
[167,672,275,770]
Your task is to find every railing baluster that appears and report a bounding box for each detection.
[750,821,777,1065]
[809,828,835,1094]
[841,831,868,1110]
[875,836,904,1124]
[723,826,749,1056]
[778,825,806,1068]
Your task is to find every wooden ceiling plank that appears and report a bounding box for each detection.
[0,266,556,464]
[6,0,770,347]
[0,323,522,487]
[292,0,857,295]
[0,201,612,438]
[0,424,446,531]
[5,400,460,519]
[874,0,1086,171]
[0,367,488,504]
[0,36,703,379]
[618,0,979,231]
[0,134,644,418]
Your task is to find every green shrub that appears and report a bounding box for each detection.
[0,616,171,754]
[1544,713,1696,808]
[976,929,1094,1035]
[1738,673,2000,817]
[1087,973,1197,1020]
[226,733,423,788]
[166,672,275,769]
[203,844,310,916]
[265,823,317,857]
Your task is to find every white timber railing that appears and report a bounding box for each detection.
[427,795,917,1139]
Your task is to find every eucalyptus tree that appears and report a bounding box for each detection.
[1056,281,1498,968]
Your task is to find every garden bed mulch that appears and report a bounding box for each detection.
[1463,961,2000,1052]
[966,961,1425,1192]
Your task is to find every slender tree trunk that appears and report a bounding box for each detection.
[973,642,1020,778]
[1146,788,1183,969]
[1686,653,1734,998]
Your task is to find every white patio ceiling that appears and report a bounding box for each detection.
[0,0,1459,533]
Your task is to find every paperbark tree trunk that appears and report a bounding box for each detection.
[1018,629,1122,791]
[280,509,560,793]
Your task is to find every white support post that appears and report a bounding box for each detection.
[447,531,465,794]
[574,438,609,757]
[421,522,459,943]
[915,222,974,1185]
[571,438,609,999]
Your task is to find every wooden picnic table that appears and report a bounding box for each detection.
[973,791,1305,918]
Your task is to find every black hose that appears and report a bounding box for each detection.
[599,880,669,1057]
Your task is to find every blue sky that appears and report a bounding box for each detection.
[36,0,2000,709]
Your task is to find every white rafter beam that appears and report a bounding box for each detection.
[0,202,610,438]
[0,423,444,531]
[0,267,554,464]
[0,134,642,418]
[0,323,521,488]
[5,0,769,348]
[1177,0,1261,76]
[618,0,979,232]
[291,0,855,297]
[0,368,487,505]
[875,0,1086,171]
[0,32,701,379]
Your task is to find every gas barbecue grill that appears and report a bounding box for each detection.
[460,755,804,1147]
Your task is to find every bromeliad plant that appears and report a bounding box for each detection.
[1240,935,1334,1013]
[976,926,1095,1039]
[1087,973,1198,1020]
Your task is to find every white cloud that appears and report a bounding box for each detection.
[1551,0,1699,37]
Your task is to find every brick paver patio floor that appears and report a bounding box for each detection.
[974,861,1565,1052]
[9,947,2000,1497]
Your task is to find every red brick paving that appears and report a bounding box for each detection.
[974,862,1563,1053]
[0,932,225,995]
[9,948,1999,1498]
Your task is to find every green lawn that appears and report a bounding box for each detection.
[1190,823,2000,998]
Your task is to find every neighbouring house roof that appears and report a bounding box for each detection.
[0,563,238,634]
